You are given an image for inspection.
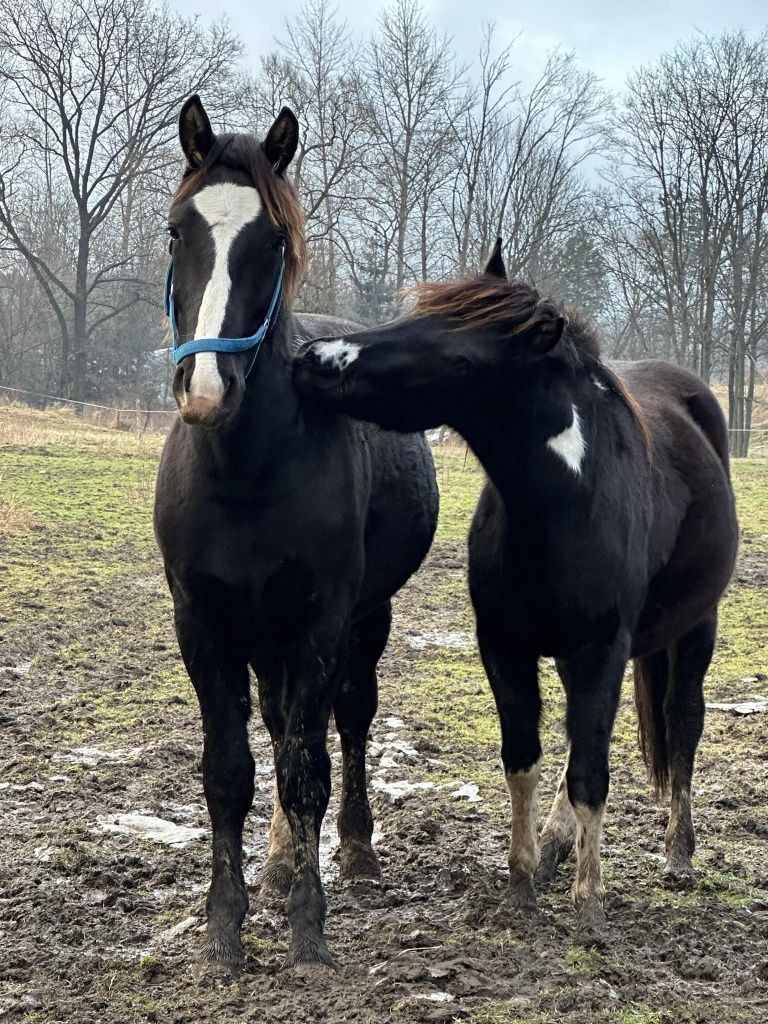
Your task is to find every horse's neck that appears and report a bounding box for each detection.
[459,363,595,509]
[192,318,302,475]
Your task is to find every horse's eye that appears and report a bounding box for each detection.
[454,355,474,375]
[272,232,287,250]
[167,225,180,240]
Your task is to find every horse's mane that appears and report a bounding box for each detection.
[410,276,651,453]
[171,134,307,301]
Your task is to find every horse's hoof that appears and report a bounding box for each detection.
[282,936,337,970]
[663,855,696,890]
[199,931,245,969]
[575,899,607,949]
[506,873,537,911]
[259,857,294,900]
[339,842,382,882]
[536,837,572,885]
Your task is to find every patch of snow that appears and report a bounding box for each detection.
[706,700,767,715]
[159,915,199,943]
[97,813,206,847]
[0,661,31,677]
[415,992,455,1003]
[408,630,473,650]
[451,782,482,803]
[54,746,144,766]
[372,779,436,804]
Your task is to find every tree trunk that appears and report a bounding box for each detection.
[72,224,90,402]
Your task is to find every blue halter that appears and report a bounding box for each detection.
[165,247,286,377]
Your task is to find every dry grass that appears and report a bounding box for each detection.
[0,485,38,534]
[0,400,170,458]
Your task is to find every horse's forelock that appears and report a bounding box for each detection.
[170,133,307,301]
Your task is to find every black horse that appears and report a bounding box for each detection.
[153,96,438,967]
[295,243,738,942]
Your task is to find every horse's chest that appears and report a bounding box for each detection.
[158,489,360,603]
[469,508,645,652]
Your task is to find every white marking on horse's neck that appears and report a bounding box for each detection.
[312,338,360,371]
[546,403,587,475]
[183,183,263,403]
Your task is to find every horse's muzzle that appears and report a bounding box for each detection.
[172,360,244,427]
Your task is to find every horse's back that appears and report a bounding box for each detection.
[613,360,730,473]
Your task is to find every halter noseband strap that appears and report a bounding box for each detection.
[165,246,286,377]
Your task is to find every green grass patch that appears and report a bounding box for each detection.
[731,459,768,550]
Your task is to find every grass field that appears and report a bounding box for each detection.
[0,402,766,1024]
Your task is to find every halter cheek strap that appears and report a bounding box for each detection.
[165,247,286,377]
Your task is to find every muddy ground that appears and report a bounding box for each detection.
[0,413,767,1023]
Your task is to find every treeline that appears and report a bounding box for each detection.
[0,0,765,450]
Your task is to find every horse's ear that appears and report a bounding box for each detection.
[179,95,215,169]
[263,107,299,175]
[484,237,506,279]
[523,299,566,354]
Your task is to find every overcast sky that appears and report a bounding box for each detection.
[169,0,766,92]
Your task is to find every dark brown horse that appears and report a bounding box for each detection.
[295,244,739,943]
[154,97,438,967]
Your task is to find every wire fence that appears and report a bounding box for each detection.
[1,384,767,456]
[0,384,176,436]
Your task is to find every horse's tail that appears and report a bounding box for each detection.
[633,651,670,795]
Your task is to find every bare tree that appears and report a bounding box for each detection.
[365,0,465,291]
[0,0,238,399]
[605,30,768,452]
[247,1,370,313]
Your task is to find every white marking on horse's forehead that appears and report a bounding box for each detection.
[192,182,263,233]
[183,183,263,404]
[546,404,587,475]
[312,338,360,371]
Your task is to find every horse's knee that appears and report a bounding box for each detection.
[566,757,608,811]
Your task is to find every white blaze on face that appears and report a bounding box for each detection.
[546,403,587,475]
[312,338,360,371]
[183,183,263,403]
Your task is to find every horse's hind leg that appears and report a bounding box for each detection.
[663,612,715,883]
[175,601,254,966]
[258,655,295,899]
[260,782,295,898]
[477,626,541,909]
[537,753,576,883]
[537,659,577,884]
[334,602,391,881]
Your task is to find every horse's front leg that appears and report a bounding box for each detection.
[477,625,542,909]
[174,601,254,966]
[275,633,345,967]
[563,630,629,944]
